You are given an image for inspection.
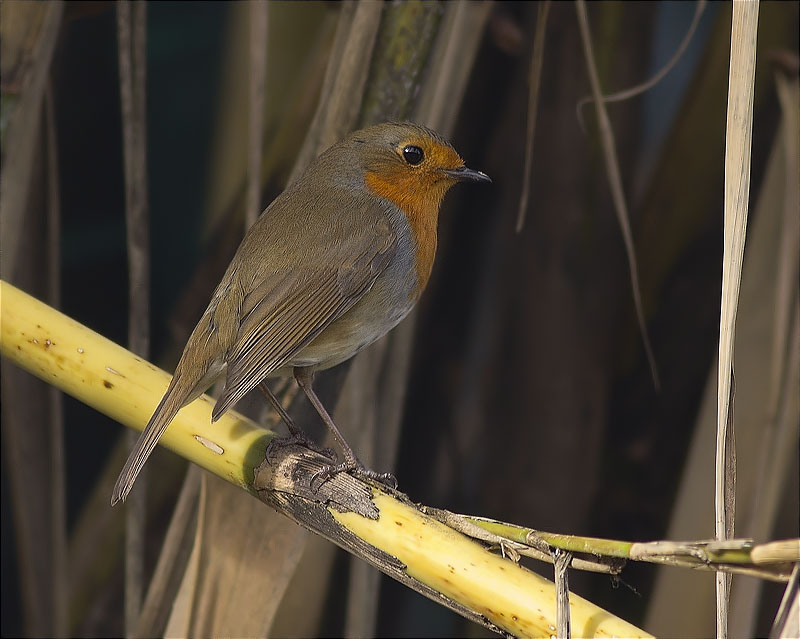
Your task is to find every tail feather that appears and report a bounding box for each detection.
[111,379,187,506]
[111,310,226,506]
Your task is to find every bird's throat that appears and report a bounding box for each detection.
[365,170,443,293]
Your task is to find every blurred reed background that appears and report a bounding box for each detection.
[1,1,797,637]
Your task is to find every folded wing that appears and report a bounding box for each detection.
[210,226,395,421]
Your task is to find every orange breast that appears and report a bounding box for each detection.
[365,169,446,293]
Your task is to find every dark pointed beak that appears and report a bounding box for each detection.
[442,166,492,183]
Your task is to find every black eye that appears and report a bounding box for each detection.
[402,145,424,165]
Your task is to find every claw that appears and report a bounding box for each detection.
[266,433,338,465]
[308,459,397,492]
[374,471,398,490]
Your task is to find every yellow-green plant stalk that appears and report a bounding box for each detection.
[0,280,652,638]
[451,513,798,581]
[0,280,269,492]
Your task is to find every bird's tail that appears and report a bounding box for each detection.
[112,310,224,506]
[111,376,188,506]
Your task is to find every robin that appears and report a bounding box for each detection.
[111,121,490,505]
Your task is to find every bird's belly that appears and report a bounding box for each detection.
[267,205,420,376]
[290,291,414,370]
[285,253,418,371]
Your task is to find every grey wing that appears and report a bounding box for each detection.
[210,228,396,421]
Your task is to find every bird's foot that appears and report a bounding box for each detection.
[310,458,397,492]
[266,432,336,465]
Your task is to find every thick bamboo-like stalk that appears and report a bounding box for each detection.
[333,492,630,638]
[0,280,651,638]
[0,280,269,493]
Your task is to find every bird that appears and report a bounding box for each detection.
[111,121,490,505]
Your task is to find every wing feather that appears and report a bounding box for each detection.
[210,228,395,421]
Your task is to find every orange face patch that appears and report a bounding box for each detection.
[364,137,464,293]
[418,137,465,173]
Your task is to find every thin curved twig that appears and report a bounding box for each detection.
[576,0,707,132]
[436,509,799,582]
[575,0,660,390]
[516,0,551,233]
[247,1,268,230]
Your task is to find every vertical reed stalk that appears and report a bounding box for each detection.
[716,2,759,636]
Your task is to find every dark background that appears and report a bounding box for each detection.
[2,2,798,637]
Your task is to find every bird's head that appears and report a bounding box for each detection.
[344,122,490,215]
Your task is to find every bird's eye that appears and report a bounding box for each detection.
[402,145,424,165]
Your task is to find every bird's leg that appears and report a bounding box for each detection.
[259,381,302,435]
[258,381,335,461]
[293,367,397,490]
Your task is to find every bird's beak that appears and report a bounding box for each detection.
[442,166,492,183]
